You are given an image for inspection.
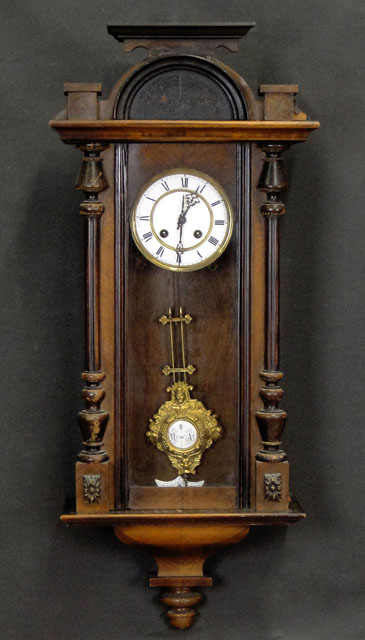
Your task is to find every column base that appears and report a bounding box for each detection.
[76,460,111,513]
[255,460,289,511]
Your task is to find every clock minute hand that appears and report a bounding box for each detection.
[176,192,201,259]
[176,195,187,255]
[177,192,200,235]
[177,195,187,233]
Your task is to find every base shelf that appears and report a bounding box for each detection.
[60,496,305,629]
[61,495,305,526]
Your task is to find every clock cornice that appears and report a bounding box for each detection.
[107,23,255,56]
[50,119,320,144]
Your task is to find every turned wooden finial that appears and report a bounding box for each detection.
[161,587,203,630]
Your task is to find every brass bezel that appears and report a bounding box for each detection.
[130,167,234,272]
[167,418,199,452]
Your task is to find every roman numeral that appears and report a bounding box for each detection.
[211,200,221,207]
[139,216,150,221]
[176,253,182,264]
[197,250,203,259]
[145,196,156,202]
[143,231,153,242]
[215,219,225,225]
[198,183,207,193]
[181,177,188,188]
[208,236,219,246]
[156,246,165,257]
[161,180,169,191]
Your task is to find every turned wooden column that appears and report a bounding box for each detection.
[255,143,289,511]
[74,142,110,512]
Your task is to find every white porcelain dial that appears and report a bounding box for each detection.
[167,419,198,450]
[131,169,233,271]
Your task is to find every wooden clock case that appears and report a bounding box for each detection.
[50,24,319,629]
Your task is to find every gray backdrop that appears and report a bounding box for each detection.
[1,1,364,639]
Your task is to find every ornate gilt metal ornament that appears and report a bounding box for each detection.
[147,381,222,475]
[83,474,102,503]
[146,308,222,477]
[264,473,282,501]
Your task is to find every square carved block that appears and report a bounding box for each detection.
[255,460,289,512]
[76,461,111,513]
[260,84,299,120]
[64,83,101,120]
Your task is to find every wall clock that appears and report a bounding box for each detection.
[50,23,319,629]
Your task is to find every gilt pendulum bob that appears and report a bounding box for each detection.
[50,23,319,630]
[147,307,222,479]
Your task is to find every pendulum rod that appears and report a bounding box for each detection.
[159,308,196,379]
[168,308,176,384]
[180,307,187,383]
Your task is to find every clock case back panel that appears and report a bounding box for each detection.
[122,143,244,509]
[112,55,256,510]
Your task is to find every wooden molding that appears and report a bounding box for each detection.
[60,497,305,526]
[107,23,255,58]
[49,119,320,143]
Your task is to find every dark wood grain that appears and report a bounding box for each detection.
[121,142,241,501]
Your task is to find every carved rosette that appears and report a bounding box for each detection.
[83,474,102,503]
[75,143,109,463]
[256,144,289,463]
[264,472,282,502]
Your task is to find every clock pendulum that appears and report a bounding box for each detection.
[51,22,319,631]
[147,307,222,483]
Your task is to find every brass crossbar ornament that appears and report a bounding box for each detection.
[159,312,192,325]
[146,308,222,477]
[159,308,195,381]
[162,364,196,376]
